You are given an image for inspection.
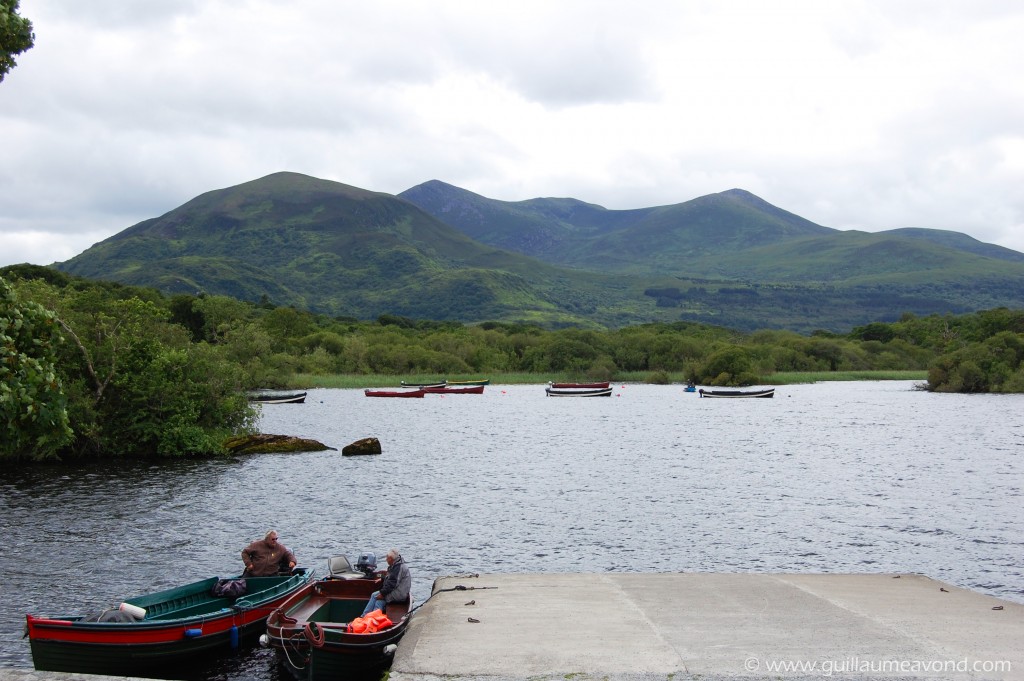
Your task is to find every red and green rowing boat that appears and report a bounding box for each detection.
[26,569,315,677]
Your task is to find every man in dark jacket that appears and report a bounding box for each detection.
[361,549,411,615]
[241,530,296,576]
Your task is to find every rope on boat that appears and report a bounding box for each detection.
[278,631,310,670]
[304,621,326,648]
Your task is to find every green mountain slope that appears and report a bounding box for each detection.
[54,172,1024,333]
[702,230,1024,284]
[400,182,1024,282]
[57,172,634,325]
[563,189,835,274]
[886,228,1024,263]
[398,180,650,258]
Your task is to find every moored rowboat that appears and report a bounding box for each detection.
[545,386,613,397]
[265,569,412,679]
[423,385,485,394]
[698,388,775,398]
[399,381,446,389]
[26,569,315,677]
[249,391,307,404]
[364,389,426,398]
[549,381,610,389]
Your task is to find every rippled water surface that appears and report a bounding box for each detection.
[3,381,1022,677]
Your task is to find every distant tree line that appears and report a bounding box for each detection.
[3,264,1023,461]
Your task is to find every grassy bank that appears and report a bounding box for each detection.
[291,370,928,389]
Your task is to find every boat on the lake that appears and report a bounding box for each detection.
[25,569,315,677]
[399,381,446,389]
[249,391,307,404]
[684,382,697,393]
[698,387,775,398]
[264,556,412,680]
[364,388,426,398]
[549,381,610,389]
[445,378,490,386]
[423,384,485,394]
[545,386,613,397]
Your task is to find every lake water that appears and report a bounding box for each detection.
[2,381,1022,678]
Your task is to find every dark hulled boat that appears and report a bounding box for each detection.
[545,386,613,397]
[265,558,412,680]
[249,391,307,404]
[698,388,775,398]
[399,381,446,389]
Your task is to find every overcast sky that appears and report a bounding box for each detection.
[2,1,1024,268]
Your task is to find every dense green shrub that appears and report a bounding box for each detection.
[3,276,255,460]
[1,277,73,460]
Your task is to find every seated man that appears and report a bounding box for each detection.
[362,549,411,615]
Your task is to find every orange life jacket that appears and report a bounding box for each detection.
[346,609,394,634]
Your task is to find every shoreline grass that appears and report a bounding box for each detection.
[762,370,927,384]
[291,370,928,389]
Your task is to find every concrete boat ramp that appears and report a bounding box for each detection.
[391,573,1024,681]
[3,573,1021,681]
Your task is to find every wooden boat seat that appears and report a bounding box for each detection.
[147,598,234,620]
[384,594,411,620]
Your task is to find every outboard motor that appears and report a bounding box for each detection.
[356,552,378,576]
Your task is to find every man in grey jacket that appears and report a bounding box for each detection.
[362,549,411,615]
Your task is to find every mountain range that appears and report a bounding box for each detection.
[54,172,1024,333]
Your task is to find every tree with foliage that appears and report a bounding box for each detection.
[698,346,759,386]
[927,330,1024,393]
[0,276,73,460]
[6,276,257,459]
[1,0,34,82]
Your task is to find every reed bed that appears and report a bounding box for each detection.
[763,370,927,384]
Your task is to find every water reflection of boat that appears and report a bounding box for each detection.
[26,569,315,677]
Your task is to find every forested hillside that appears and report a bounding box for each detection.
[51,172,1024,333]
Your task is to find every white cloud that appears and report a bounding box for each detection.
[2,0,1024,267]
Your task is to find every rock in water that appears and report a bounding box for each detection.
[342,437,382,456]
[224,433,333,454]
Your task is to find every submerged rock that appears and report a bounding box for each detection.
[224,433,334,454]
[342,437,382,456]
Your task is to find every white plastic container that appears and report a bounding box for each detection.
[119,602,147,619]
